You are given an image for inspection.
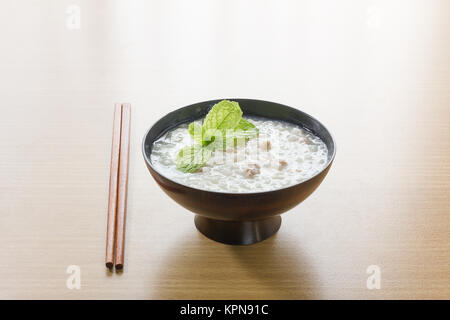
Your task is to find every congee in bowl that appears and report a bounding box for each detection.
[143,98,335,245]
[150,100,328,193]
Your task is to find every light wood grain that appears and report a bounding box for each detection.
[0,0,448,299]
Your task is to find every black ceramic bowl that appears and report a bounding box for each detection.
[142,99,336,245]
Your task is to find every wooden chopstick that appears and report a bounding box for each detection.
[114,103,131,270]
[105,104,122,269]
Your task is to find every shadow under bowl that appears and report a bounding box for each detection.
[142,99,336,245]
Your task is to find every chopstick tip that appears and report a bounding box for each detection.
[115,263,123,270]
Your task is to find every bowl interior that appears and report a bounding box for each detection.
[143,99,335,170]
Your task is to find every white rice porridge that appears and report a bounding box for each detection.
[150,116,328,193]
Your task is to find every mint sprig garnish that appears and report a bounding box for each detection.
[175,100,258,173]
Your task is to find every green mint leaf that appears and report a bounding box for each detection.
[203,100,243,132]
[236,118,255,130]
[234,118,259,138]
[203,100,243,146]
[188,122,204,145]
[203,128,230,151]
[175,144,212,173]
[220,118,259,149]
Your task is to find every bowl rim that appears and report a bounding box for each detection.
[142,98,336,195]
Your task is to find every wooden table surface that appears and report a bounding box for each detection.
[0,0,448,299]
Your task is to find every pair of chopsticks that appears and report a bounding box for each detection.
[106,103,131,270]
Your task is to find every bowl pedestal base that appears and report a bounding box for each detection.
[194,215,281,245]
